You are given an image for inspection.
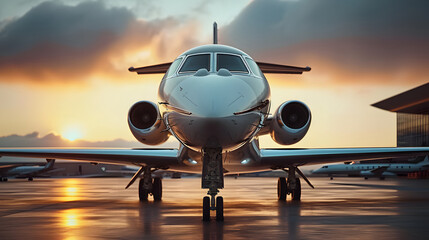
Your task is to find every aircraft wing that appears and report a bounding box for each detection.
[369,166,389,175]
[0,164,19,169]
[128,62,172,75]
[260,147,429,167]
[0,148,179,168]
[256,62,311,74]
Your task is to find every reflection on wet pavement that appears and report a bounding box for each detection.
[1,177,429,239]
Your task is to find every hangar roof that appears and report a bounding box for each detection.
[372,82,429,114]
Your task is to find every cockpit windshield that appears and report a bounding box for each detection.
[179,54,210,73]
[245,58,263,77]
[216,54,248,73]
[165,58,182,78]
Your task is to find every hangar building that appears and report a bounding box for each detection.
[372,82,429,178]
[372,82,429,147]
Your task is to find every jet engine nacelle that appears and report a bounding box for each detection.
[128,101,169,145]
[270,100,311,145]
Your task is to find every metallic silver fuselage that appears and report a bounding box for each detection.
[150,45,272,173]
[160,73,269,149]
[156,49,270,172]
[158,72,270,173]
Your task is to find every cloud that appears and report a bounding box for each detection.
[0,131,139,147]
[222,0,429,85]
[0,131,180,148]
[0,1,198,83]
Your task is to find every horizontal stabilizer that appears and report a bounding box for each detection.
[129,61,310,75]
[129,62,172,75]
[256,62,311,74]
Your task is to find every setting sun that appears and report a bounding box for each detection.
[62,126,83,141]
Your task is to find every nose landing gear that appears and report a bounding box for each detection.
[202,148,224,221]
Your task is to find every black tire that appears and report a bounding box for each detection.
[3,178,7,182]
[139,178,149,201]
[277,177,287,200]
[203,196,210,221]
[216,196,224,221]
[291,178,301,201]
[28,177,33,181]
[152,177,162,201]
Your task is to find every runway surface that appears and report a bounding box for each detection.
[1,177,429,240]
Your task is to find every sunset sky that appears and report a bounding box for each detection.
[0,0,428,148]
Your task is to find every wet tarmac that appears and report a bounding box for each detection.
[1,177,429,240]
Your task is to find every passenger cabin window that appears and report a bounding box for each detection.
[165,58,182,78]
[217,54,248,73]
[179,54,210,73]
[245,58,263,77]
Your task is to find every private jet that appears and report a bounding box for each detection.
[312,156,429,179]
[1,23,429,221]
[0,159,55,181]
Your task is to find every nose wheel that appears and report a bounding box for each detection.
[203,196,210,221]
[216,196,224,221]
[202,194,224,221]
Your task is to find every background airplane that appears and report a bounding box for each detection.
[1,23,429,221]
[312,156,429,179]
[0,159,55,181]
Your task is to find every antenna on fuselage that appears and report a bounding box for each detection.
[213,22,218,44]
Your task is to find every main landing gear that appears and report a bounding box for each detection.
[277,166,314,201]
[202,148,224,221]
[138,167,162,201]
[125,166,162,202]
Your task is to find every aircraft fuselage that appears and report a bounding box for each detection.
[158,45,270,153]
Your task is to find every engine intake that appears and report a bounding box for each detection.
[128,101,169,145]
[129,101,158,129]
[270,100,311,145]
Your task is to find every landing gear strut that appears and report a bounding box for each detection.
[202,148,224,221]
[138,167,162,201]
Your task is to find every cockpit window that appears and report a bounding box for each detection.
[165,58,182,78]
[179,54,210,73]
[217,54,248,73]
[245,58,263,77]
[322,166,328,168]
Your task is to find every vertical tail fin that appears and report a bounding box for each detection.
[213,22,218,44]
[45,159,55,169]
[417,155,429,166]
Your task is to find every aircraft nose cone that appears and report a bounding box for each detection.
[170,74,257,117]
